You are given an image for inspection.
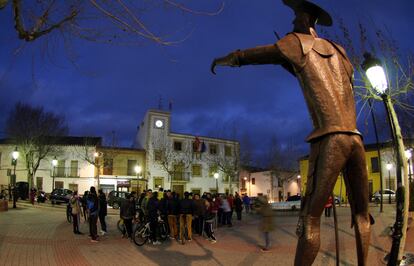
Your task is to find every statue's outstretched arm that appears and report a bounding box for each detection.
[211,44,284,74]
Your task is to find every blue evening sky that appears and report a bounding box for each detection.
[0,0,413,165]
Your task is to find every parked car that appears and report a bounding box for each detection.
[271,195,301,211]
[50,188,73,204]
[371,189,396,204]
[107,190,129,209]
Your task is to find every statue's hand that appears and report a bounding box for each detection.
[210,52,240,75]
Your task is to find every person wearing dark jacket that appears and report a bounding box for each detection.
[98,189,107,235]
[147,192,161,245]
[87,186,99,242]
[179,191,194,244]
[193,194,206,235]
[234,192,243,221]
[120,194,135,239]
[166,191,179,240]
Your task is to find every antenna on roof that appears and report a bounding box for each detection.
[158,95,163,110]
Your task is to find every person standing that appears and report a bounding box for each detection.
[166,191,179,240]
[98,189,107,235]
[70,191,83,235]
[242,194,251,214]
[234,193,243,221]
[120,194,135,240]
[221,195,232,226]
[179,191,194,244]
[257,196,274,252]
[324,195,333,217]
[148,191,161,245]
[81,191,89,222]
[193,194,206,236]
[204,196,217,243]
[87,186,99,243]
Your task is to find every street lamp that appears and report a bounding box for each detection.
[52,157,58,190]
[214,172,219,193]
[297,175,301,195]
[11,147,19,209]
[405,149,412,183]
[363,52,409,265]
[134,165,142,193]
[93,152,101,188]
[386,163,393,204]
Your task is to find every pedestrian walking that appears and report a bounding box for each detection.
[256,196,274,252]
[87,187,99,243]
[98,189,107,235]
[70,191,83,235]
[204,196,217,243]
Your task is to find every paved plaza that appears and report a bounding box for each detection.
[0,202,413,266]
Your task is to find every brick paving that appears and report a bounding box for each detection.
[0,201,413,266]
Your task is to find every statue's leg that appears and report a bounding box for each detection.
[294,135,350,266]
[343,135,370,266]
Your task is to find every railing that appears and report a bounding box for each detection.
[171,171,191,182]
[51,167,80,178]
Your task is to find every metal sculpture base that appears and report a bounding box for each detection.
[384,253,414,265]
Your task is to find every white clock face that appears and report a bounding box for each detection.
[155,119,164,128]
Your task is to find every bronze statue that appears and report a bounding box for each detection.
[211,1,371,265]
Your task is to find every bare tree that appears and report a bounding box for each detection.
[1,0,224,45]
[5,102,68,188]
[151,135,192,189]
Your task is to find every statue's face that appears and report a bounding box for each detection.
[293,11,314,34]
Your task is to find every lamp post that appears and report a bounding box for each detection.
[134,165,142,193]
[11,147,19,209]
[363,53,409,265]
[93,152,101,188]
[405,149,412,183]
[214,172,219,193]
[244,176,248,195]
[386,163,393,204]
[297,175,301,195]
[52,157,58,191]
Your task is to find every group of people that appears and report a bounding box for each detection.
[67,186,264,248]
[69,186,107,243]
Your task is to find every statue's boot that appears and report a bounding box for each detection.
[294,215,321,266]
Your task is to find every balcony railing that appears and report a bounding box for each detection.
[51,167,80,178]
[222,176,239,183]
[171,171,190,182]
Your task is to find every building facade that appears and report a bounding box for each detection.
[134,109,240,195]
[240,168,300,202]
[299,140,413,202]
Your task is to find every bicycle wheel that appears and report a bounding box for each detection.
[158,223,168,241]
[117,219,126,235]
[133,225,148,246]
[66,211,72,223]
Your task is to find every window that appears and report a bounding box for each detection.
[173,163,185,180]
[127,160,137,176]
[154,177,164,189]
[103,158,113,175]
[209,166,218,177]
[209,144,217,155]
[154,150,162,161]
[252,178,256,185]
[192,188,201,195]
[225,145,232,156]
[371,157,379,173]
[70,160,79,177]
[55,181,64,189]
[69,183,78,192]
[192,164,202,177]
[57,160,65,177]
[174,141,182,151]
[36,177,43,190]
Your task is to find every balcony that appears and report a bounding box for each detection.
[171,171,190,182]
[51,167,80,178]
[222,176,239,183]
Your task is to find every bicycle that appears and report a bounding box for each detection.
[133,215,168,246]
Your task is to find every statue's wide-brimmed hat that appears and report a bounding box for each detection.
[283,0,333,26]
